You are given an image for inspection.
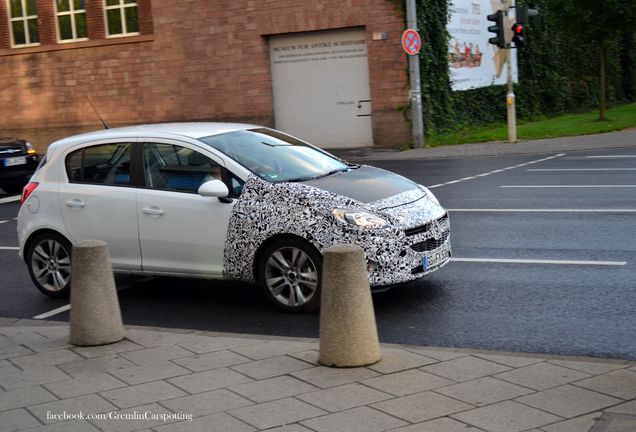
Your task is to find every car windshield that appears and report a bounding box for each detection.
[199,128,352,183]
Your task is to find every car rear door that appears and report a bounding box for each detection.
[57,141,142,270]
[137,141,235,276]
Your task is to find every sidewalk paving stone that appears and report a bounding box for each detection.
[70,339,145,359]
[56,354,137,378]
[172,350,252,372]
[24,419,102,432]
[451,400,563,432]
[297,383,392,412]
[366,348,437,374]
[548,359,629,375]
[0,385,58,412]
[404,347,468,362]
[229,375,318,403]
[0,408,41,432]
[540,412,603,432]
[174,336,261,355]
[372,391,473,423]
[291,365,379,388]
[100,380,188,409]
[119,344,195,366]
[516,384,622,418]
[230,355,313,380]
[435,376,535,406]
[110,361,192,385]
[0,345,35,360]
[11,349,83,370]
[27,393,117,424]
[229,397,327,429]
[494,362,591,391]
[43,372,127,398]
[361,369,454,397]
[302,406,407,432]
[168,367,253,394]
[574,369,636,400]
[154,412,255,432]
[160,388,253,417]
[420,356,512,382]
[473,353,544,368]
[606,400,636,415]
[390,417,486,432]
[262,426,313,432]
[0,365,70,390]
[0,359,23,376]
[230,340,317,360]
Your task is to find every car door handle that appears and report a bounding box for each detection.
[65,199,85,208]
[142,206,165,216]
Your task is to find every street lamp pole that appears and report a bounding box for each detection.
[406,0,425,148]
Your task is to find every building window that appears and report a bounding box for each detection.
[104,0,138,37]
[55,0,87,42]
[8,0,40,47]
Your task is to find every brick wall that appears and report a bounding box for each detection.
[0,0,409,148]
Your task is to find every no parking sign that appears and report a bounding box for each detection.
[401,29,422,55]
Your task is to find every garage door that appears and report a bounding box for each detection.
[269,28,373,149]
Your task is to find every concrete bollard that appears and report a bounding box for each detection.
[69,239,125,346]
[319,244,381,367]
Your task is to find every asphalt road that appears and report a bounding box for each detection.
[1,147,634,359]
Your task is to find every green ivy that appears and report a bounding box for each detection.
[396,0,636,136]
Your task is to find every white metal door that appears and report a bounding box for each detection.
[269,27,373,148]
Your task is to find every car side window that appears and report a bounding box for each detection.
[143,143,224,193]
[65,143,132,185]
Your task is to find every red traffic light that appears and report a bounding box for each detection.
[512,24,524,34]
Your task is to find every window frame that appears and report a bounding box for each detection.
[54,0,88,43]
[64,141,141,187]
[103,0,139,38]
[7,0,40,48]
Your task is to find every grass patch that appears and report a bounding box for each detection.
[425,102,636,147]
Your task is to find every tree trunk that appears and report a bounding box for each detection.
[599,46,606,120]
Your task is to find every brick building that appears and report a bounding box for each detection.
[0,0,410,150]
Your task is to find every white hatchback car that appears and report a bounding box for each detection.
[18,123,451,312]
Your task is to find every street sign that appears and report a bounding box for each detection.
[401,29,422,55]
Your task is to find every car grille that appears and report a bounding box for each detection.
[410,230,450,252]
[404,213,449,237]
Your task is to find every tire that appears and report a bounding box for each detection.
[258,238,322,313]
[26,232,72,298]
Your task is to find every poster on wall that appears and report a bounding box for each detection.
[447,0,518,91]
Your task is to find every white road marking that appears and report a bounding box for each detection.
[585,155,636,158]
[33,304,71,320]
[0,195,20,204]
[0,246,19,250]
[452,258,626,266]
[528,168,636,171]
[448,208,636,213]
[428,153,565,189]
[0,220,8,224]
[501,185,636,188]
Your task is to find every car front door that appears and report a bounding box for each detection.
[137,141,236,276]
[58,141,142,270]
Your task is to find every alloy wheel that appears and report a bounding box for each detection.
[264,246,318,307]
[30,239,71,293]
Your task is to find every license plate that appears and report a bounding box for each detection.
[423,244,451,272]
[3,156,26,167]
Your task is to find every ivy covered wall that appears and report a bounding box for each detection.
[409,0,636,135]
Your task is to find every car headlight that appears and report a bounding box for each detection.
[419,184,440,206]
[333,208,388,228]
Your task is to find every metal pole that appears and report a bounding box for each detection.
[406,0,425,148]
[504,1,517,143]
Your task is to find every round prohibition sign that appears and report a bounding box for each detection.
[401,29,422,55]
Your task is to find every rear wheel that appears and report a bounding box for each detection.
[258,238,322,313]
[26,232,72,298]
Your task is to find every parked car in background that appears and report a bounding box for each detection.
[17,123,451,312]
[0,138,39,195]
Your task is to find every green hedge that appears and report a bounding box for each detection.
[410,0,636,135]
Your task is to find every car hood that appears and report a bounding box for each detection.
[301,165,420,204]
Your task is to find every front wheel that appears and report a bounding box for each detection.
[258,238,322,313]
[26,232,72,298]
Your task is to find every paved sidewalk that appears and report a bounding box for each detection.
[0,319,635,432]
[330,129,636,162]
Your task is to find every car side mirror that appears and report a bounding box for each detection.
[198,179,229,198]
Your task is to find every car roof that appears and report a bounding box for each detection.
[47,122,259,153]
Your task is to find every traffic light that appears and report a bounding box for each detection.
[515,6,539,24]
[487,10,506,48]
[511,22,525,48]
